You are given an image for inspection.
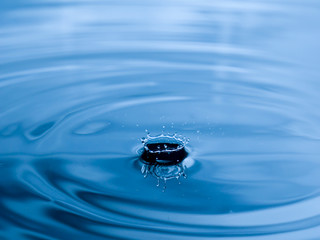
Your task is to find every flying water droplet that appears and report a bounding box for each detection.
[162,178,167,192]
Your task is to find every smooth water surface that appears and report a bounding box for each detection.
[1,0,320,239]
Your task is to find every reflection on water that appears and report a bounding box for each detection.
[1,0,320,239]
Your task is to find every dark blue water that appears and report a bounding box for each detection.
[1,0,320,239]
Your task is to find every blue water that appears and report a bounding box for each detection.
[1,0,320,239]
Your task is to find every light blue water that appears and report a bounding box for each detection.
[1,0,320,239]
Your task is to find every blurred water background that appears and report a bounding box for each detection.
[1,0,320,239]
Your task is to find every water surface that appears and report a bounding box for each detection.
[1,0,320,239]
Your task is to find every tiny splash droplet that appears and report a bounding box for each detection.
[162,178,167,192]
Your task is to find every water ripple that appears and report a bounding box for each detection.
[1,0,320,239]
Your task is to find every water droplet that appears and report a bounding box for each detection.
[175,176,181,184]
[162,178,167,192]
[182,171,187,179]
[145,129,150,137]
[141,164,146,174]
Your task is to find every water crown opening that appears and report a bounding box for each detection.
[139,133,189,190]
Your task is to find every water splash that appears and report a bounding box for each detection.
[141,133,189,153]
[139,133,189,190]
